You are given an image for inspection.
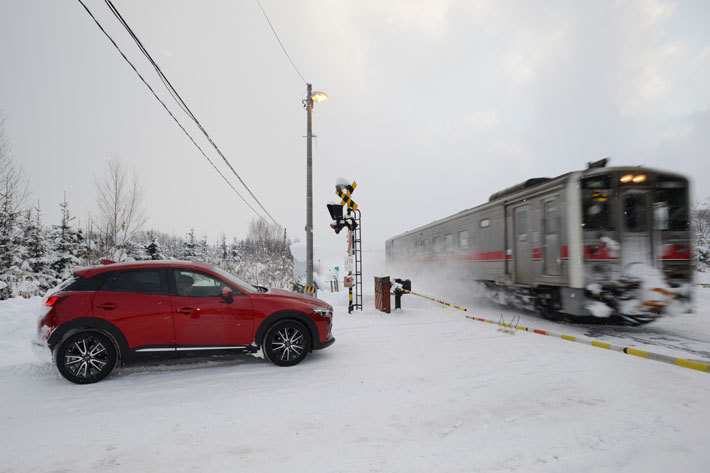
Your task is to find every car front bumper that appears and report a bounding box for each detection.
[314,336,335,350]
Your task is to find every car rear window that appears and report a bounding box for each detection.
[100,269,168,295]
[65,272,111,291]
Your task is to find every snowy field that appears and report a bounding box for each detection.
[1,280,709,473]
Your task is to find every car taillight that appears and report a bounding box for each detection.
[43,295,64,306]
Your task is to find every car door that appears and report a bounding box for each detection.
[514,205,532,284]
[93,269,175,350]
[170,269,254,348]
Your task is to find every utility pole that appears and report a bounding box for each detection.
[305,83,314,288]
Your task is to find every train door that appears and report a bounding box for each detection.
[514,205,532,284]
[542,198,561,276]
[621,191,653,268]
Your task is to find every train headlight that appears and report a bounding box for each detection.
[620,174,646,183]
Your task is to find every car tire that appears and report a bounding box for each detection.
[55,331,117,384]
[262,320,311,367]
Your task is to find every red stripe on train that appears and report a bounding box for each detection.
[584,245,619,261]
[661,244,691,260]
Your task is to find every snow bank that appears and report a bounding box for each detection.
[1,286,709,472]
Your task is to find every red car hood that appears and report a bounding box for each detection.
[263,288,330,307]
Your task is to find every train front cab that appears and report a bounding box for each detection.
[577,168,691,322]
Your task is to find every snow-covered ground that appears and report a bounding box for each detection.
[1,282,709,472]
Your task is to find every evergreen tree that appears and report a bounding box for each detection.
[18,204,55,295]
[0,192,20,298]
[48,197,84,281]
[182,229,198,261]
[145,231,164,260]
[0,191,20,270]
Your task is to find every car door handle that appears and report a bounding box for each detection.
[177,307,194,314]
[96,303,117,310]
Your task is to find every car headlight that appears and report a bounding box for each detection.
[312,307,332,317]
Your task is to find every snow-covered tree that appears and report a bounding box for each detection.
[18,204,54,296]
[145,231,165,260]
[0,115,30,298]
[182,229,202,261]
[48,197,84,282]
[693,198,710,271]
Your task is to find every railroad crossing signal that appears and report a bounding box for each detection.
[336,181,358,210]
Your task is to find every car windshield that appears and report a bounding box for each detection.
[210,266,259,293]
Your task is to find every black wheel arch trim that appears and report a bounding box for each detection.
[48,318,130,363]
[255,311,319,351]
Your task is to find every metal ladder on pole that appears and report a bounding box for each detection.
[353,209,363,311]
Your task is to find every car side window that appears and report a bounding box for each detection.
[101,270,167,295]
[174,270,233,298]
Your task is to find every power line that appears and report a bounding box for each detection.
[74,0,275,227]
[103,0,281,228]
[255,0,307,84]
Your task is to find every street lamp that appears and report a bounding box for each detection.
[305,83,328,288]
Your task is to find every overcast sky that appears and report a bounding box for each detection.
[1,0,709,269]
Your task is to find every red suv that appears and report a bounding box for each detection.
[33,261,335,384]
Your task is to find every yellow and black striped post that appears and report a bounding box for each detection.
[304,286,317,296]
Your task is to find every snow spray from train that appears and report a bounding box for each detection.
[385,159,692,324]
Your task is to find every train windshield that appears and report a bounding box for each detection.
[654,176,689,231]
[581,175,614,231]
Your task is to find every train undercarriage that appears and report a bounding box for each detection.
[481,275,691,326]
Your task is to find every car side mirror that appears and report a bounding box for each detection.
[221,287,234,303]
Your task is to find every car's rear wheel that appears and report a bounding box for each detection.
[56,332,117,384]
[262,320,311,366]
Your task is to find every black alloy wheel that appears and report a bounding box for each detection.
[263,320,311,367]
[56,332,117,384]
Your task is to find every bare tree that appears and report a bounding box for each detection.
[246,219,281,243]
[94,156,146,261]
[0,112,30,214]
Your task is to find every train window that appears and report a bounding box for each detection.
[582,174,611,189]
[655,176,689,231]
[433,236,442,253]
[480,218,490,228]
[444,234,453,252]
[543,200,561,276]
[516,210,528,239]
[544,200,559,235]
[458,230,469,249]
[581,176,613,231]
[623,193,647,232]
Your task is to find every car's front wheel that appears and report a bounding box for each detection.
[262,320,311,366]
[55,332,117,384]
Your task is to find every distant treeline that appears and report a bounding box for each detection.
[0,198,295,299]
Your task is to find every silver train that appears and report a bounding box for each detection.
[385,159,692,324]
